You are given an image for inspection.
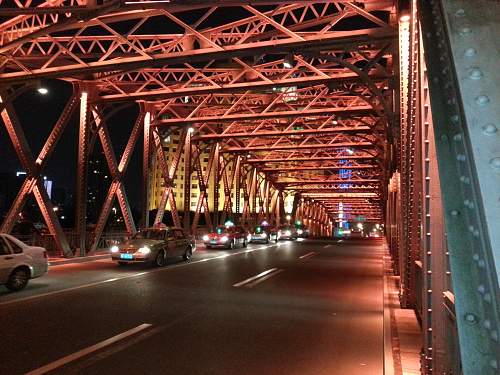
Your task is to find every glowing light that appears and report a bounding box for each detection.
[110,246,119,253]
[188,127,195,134]
[221,236,229,242]
[203,235,209,241]
[400,14,410,22]
[224,220,234,227]
[357,223,364,229]
[138,246,151,255]
[37,87,48,95]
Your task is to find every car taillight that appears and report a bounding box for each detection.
[43,251,48,258]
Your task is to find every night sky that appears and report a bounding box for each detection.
[0,80,143,210]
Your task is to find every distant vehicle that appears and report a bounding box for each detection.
[110,226,195,266]
[203,224,248,249]
[369,231,381,238]
[0,233,48,291]
[296,225,310,238]
[278,225,297,240]
[350,228,363,238]
[249,223,278,244]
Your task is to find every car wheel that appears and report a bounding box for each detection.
[183,246,192,261]
[243,238,247,248]
[154,250,166,267]
[6,268,30,291]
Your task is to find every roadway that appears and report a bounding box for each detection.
[0,238,385,375]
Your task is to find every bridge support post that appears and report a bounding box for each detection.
[75,85,92,257]
[420,0,500,373]
[0,90,74,257]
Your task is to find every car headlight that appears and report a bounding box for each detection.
[221,236,229,242]
[260,233,267,238]
[203,235,209,241]
[297,229,303,235]
[137,246,151,255]
[110,245,119,253]
[285,230,291,236]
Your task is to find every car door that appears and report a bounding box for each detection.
[174,229,186,256]
[165,229,177,257]
[0,236,16,283]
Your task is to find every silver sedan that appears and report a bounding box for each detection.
[0,233,49,291]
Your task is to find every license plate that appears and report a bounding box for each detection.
[210,240,217,244]
[120,253,133,260]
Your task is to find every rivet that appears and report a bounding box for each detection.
[476,95,490,106]
[468,68,483,80]
[477,284,485,293]
[491,359,498,369]
[453,134,462,141]
[482,124,498,135]
[484,292,491,302]
[460,27,472,35]
[468,225,475,232]
[473,230,479,237]
[450,209,459,216]
[455,9,465,17]
[451,115,459,123]
[491,331,499,342]
[478,259,486,268]
[489,158,500,169]
[456,154,466,161]
[460,176,470,184]
[465,313,478,324]
[464,48,477,57]
[483,320,492,330]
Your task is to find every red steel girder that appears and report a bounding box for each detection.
[0,2,396,83]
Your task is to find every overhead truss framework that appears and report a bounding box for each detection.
[0,0,396,251]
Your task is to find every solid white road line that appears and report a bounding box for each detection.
[323,245,331,248]
[0,244,278,307]
[299,251,316,259]
[245,269,283,288]
[233,268,281,288]
[25,323,152,375]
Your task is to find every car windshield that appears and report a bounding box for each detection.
[253,226,269,233]
[133,229,166,240]
[215,226,230,235]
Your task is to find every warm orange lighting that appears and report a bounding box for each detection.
[400,14,410,22]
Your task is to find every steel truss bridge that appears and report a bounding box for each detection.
[0,0,498,373]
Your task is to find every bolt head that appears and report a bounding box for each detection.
[468,68,483,80]
[450,209,459,216]
[464,48,477,57]
[460,27,472,35]
[476,95,490,106]
[465,313,478,324]
[482,124,498,135]
[489,157,500,169]
[455,9,465,17]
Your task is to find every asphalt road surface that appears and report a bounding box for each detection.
[0,238,385,375]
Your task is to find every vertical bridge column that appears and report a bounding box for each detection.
[420,0,500,373]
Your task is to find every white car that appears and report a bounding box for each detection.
[0,233,48,291]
